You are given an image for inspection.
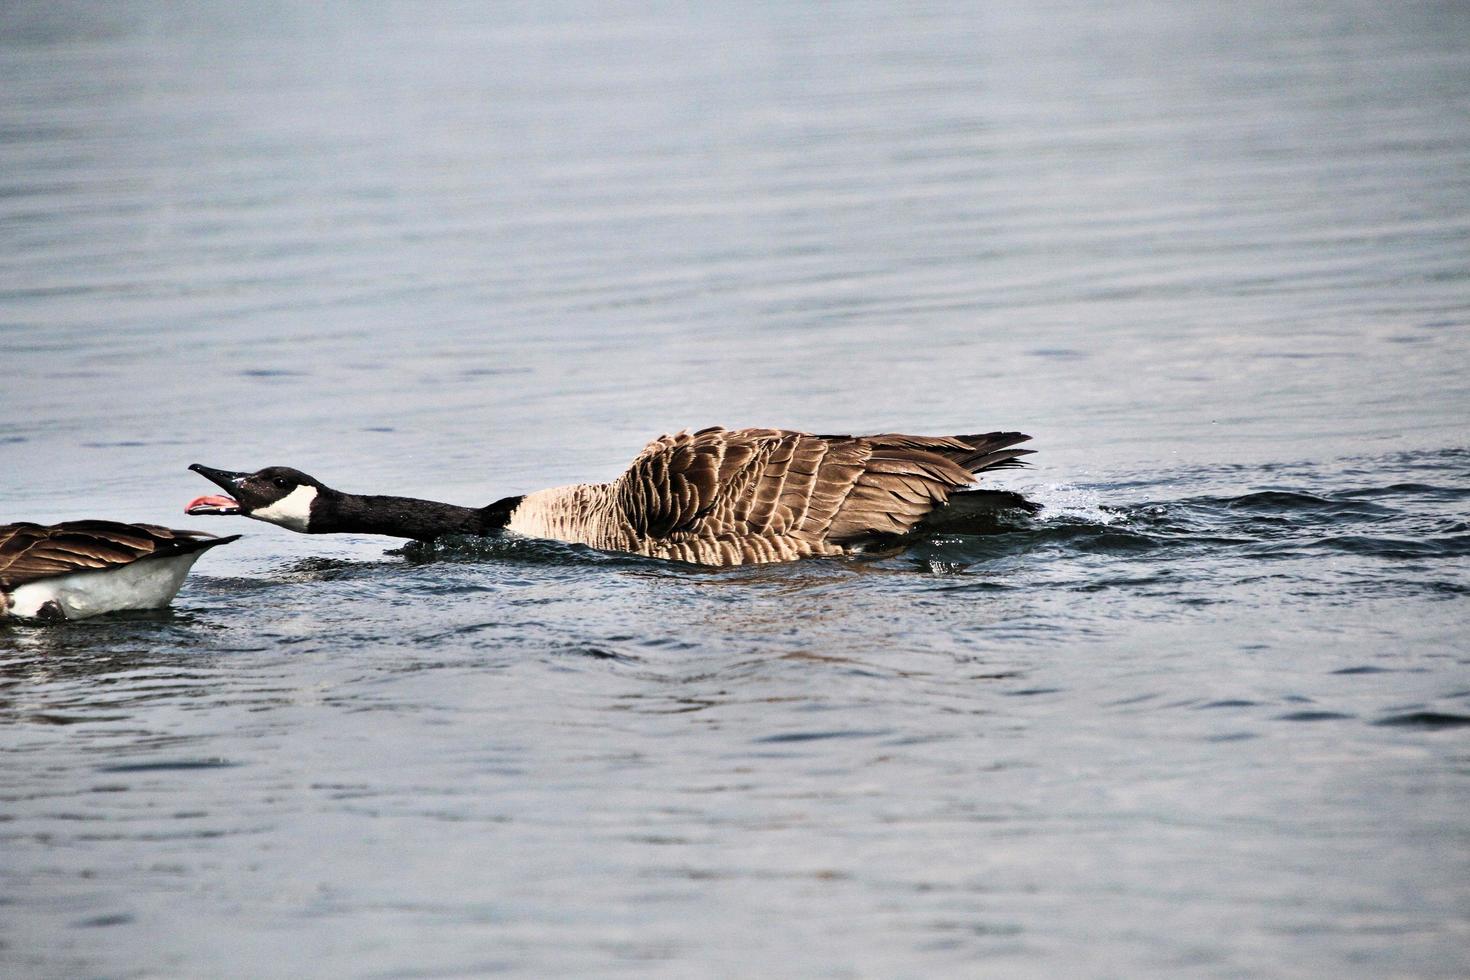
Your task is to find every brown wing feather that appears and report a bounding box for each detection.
[0,521,235,589]
[613,428,1032,557]
[615,428,778,538]
[822,432,1032,542]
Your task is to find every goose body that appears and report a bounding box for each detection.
[0,521,239,621]
[188,427,1033,567]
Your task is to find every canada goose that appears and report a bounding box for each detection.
[1,521,239,621]
[186,427,1033,567]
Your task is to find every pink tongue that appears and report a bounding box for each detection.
[185,494,238,514]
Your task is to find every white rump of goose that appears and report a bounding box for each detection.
[187,427,1034,567]
[1,521,239,621]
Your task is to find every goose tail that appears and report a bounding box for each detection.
[950,431,1034,474]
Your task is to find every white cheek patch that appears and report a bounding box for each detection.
[250,484,319,532]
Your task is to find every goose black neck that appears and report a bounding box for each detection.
[317,492,496,541]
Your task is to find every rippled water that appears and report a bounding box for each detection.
[3,1,1469,976]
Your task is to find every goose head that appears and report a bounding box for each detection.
[187,464,326,532]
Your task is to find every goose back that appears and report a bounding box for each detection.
[504,427,1031,566]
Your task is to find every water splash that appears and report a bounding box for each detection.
[1027,483,1128,526]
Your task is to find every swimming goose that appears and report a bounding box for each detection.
[186,427,1033,567]
[1,521,239,621]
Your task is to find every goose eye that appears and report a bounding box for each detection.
[272,477,292,490]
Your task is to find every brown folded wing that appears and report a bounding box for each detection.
[0,521,227,589]
[613,427,1031,562]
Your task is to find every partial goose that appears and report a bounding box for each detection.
[1,521,239,621]
[187,427,1033,567]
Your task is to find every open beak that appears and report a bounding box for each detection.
[186,463,247,516]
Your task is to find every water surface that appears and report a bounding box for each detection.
[3,1,1469,976]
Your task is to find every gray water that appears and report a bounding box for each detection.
[3,1,1469,976]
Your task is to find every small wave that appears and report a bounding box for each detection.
[1373,712,1470,730]
[753,729,892,744]
[909,519,1174,564]
[96,758,241,773]
[1338,482,1470,502]
[274,556,408,583]
[1276,710,1356,722]
[1223,490,1397,520]
[395,533,674,571]
[557,644,640,664]
[1028,522,1165,555]
[1304,534,1470,559]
